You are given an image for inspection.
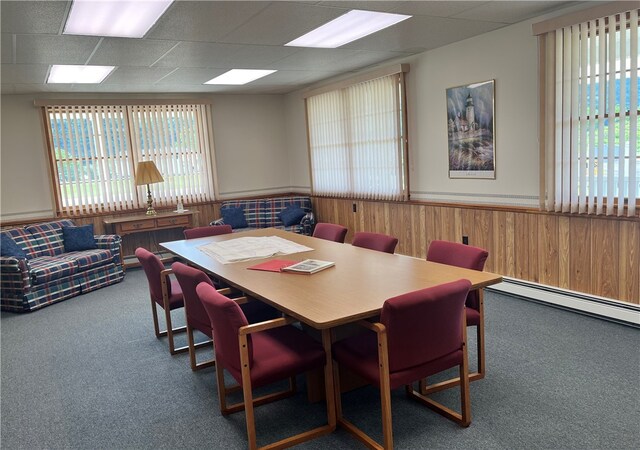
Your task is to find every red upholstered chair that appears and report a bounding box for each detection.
[135,247,187,355]
[183,224,232,239]
[332,280,472,449]
[171,262,280,371]
[352,231,398,254]
[422,240,489,395]
[313,223,348,243]
[196,282,334,449]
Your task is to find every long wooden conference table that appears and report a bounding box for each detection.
[160,228,502,430]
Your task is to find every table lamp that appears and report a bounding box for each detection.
[134,161,164,215]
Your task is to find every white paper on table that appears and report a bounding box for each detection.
[197,236,313,264]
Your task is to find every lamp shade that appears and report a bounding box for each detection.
[134,161,164,186]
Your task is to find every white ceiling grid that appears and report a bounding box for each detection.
[0,0,575,95]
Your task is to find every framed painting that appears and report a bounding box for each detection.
[446,80,495,179]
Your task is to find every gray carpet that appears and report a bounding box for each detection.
[1,269,638,449]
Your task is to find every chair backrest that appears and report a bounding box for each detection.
[197,282,250,375]
[135,247,172,302]
[171,262,215,334]
[380,279,471,373]
[313,223,348,243]
[184,225,232,239]
[352,232,398,254]
[426,240,488,310]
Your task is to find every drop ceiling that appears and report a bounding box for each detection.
[0,0,576,95]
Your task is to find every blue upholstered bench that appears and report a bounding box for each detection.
[0,219,124,312]
[211,196,315,235]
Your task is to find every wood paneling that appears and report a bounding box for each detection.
[311,197,640,304]
[4,195,638,304]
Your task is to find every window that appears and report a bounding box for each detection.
[538,7,639,217]
[42,102,216,215]
[305,68,408,201]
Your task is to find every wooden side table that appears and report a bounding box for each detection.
[104,211,195,268]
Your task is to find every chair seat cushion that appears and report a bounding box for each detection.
[466,307,480,326]
[227,326,325,388]
[333,330,463,390]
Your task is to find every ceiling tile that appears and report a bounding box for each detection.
[11,83,71,94]
[154,68,227,85]
[0,0,69,34]
[342,15,504,53]
[15,34,100,64]
[88,38,178,67]
[389,1,491,18]
[1,84,15,94]
[1,64,49,84]
[221,2,345,45]
[101,67,175,85]
[147,1,270,42]
[153,41,298,69]
[317,1,400,12]
[272,48,404,72]
[1,33,14,64]
[454,1,575,24]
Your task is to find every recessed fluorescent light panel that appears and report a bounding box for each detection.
[63,0,174,38]
[204,69,277,85]
[285,10,411,48]
[47,65,115,84]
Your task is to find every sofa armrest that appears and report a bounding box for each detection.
[0,256,32,295]
[300,212,316,236]
[95,234,123,264]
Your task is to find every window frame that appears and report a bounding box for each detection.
[38,99,218,216]
[304,64,410,202]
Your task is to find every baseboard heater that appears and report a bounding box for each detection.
[486,278,640,328]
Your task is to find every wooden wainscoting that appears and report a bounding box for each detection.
[312,197,640,304]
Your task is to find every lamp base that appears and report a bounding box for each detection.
[145,185,157,215]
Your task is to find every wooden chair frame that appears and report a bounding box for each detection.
[334,317,471,450]
[185,288,247,371]
[215,316,334,450]
[419,291,485,395]
[151,268,188,355]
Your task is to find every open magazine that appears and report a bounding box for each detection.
[281,259,335,274]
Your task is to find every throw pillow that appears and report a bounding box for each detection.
[0,234,27,259]
[221,207,248,229]
[278,206,307,227]
[62,224,97,252]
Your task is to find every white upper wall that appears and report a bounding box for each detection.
[0,93,290,220]
[407,18,540,207]
[285,17,544,208]
[2,6,573,221]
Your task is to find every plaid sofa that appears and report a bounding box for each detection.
[0,219,124,313]
[212,196,315,235]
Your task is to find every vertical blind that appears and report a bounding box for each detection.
[540,8,639,217]
[306,73,408,201]
[44,103,216,215]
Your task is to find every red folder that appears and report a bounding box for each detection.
[247,259,296,272]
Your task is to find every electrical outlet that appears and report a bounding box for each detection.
[352,203,357,213]
[462,235,469,245]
